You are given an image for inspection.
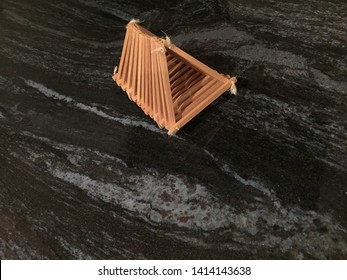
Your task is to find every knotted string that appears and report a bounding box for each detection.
[229,76,237,95]
[151,47,166,54]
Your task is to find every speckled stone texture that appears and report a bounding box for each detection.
[0,0,346,259]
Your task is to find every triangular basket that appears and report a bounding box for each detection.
[113,21,236,135]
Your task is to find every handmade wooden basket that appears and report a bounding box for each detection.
[113,20,237,135]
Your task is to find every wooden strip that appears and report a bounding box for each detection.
[170,67,196,92]
[144,36,151,114]
[167,56,179,70]
[125,26,136,99]
[169,65,191,85]
[175,82,230,128]
[137,34,145,108]
[134,23,157,38]
[145,36,152,114]
[171,71,202,97]
[115,24,131,86]
[130,29,140,100]
[179,80,221,114]
[168,61,185,77]
[156,51,167,128]
[174,77,216,116]
[159,51,176,126]
[172,75,211,103]
[166,53,174,60]
[167,47,230,84]
[150,38,158,122]
[116,29,132,89]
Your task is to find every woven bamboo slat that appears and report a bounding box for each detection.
[113,21,237,135]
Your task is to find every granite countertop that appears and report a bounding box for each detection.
[0,0,346,259]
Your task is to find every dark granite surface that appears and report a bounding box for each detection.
[0,0,346,259]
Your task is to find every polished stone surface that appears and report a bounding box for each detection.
[0,0,346,259]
